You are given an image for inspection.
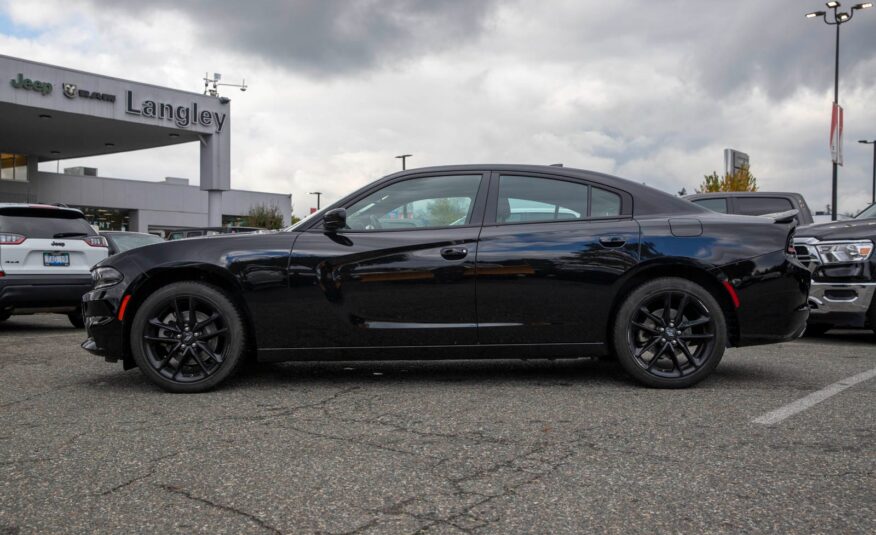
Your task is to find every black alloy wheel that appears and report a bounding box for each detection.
[613,277,726,388]
[131,281,246,393]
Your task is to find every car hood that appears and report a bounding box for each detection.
[796,218,876,240]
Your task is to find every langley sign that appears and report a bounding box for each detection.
[125,91,227,133]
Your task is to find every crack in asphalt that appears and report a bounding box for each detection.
[157,484,282,535]
[94,451,182,497]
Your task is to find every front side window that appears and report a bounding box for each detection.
[344,175,482,231]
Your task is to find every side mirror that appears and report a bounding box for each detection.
[323,208,347,232]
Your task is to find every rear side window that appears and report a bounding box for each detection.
[591,187,621,217]
[736,197,793,216]
[693,198,728,213]
[0,210,95,239]
[497,176,589,224]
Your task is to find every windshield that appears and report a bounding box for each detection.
[855,204,876,220]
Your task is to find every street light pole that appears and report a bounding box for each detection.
[395,154,412,170]
[309,191,322,210]
[806,1,872,221]
[860,140,876,205]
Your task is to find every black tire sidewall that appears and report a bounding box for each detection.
[68,311,84,328]
[613,277,727,388]
[130,281,245,393]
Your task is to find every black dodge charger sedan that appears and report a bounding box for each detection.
[82,165,810,392]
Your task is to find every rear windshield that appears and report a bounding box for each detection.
[0,210,96,239]
[108,233,164,252]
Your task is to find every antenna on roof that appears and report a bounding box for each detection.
[203,72,248,97]
[549,163,564,167]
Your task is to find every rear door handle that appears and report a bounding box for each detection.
[440,247,468,260]
[599,236,626,248]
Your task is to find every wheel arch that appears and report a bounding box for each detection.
[120,264,257,366]
[607,259,740,352]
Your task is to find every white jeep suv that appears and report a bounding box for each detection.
[0,204,108,327]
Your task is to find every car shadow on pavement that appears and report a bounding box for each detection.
[802,329,876,346]
[0,315,78,334]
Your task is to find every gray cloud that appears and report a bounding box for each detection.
[89,0,500,76]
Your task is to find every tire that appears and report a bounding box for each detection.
[130,281,247,393]
[68,311,85,328]
[612,277,727,388]
[804,324,832,337]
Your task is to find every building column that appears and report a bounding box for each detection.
[26,155,39,203]
[207,190,223,227]
[199,112,231,228]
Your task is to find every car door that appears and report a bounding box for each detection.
[476,172,640,346]
[285,173,488,350]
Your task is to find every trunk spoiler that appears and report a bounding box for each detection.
[764,209,799,225]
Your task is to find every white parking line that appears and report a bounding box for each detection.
[753,366,876,425]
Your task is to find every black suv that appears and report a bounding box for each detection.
[684,192,815,225]
[794,204,876,334]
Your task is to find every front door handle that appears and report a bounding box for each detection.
[440,247,468,260]
[599,236,626,248]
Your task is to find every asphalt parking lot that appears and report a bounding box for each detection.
[1,315,874,534]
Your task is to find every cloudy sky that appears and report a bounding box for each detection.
[2,0,875,217]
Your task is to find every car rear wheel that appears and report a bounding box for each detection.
[130,281,246,393]
[613,277,726,388]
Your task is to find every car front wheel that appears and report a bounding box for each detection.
[130,281,247,393]
[613,277,727,388]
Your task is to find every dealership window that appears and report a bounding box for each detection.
[74,206,131,231]
[0,154,28,182]
[344,175,482,230]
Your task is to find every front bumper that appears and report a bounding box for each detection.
[806,281,875,328]
[0,274,93,313]
[81,285,128,362]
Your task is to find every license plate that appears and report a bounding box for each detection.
[43,252,70,267]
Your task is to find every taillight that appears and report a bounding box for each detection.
[0,233,26,245]
[84,236,108,248]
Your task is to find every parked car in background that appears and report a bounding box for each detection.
[101,231,165,255]
[794,202,876,335]
[684,192,814,225]
[165,226,266,240]
[0,204,107,327]
[82,165,809,393]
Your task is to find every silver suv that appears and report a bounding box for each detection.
[0,204,108,327]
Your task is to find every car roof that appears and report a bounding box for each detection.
[0,203,86,216]
[369,164,701,217]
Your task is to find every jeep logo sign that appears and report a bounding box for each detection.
[10,73,52,95]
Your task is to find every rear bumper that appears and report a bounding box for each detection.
[0,274,93,313]
[721,251,811,347]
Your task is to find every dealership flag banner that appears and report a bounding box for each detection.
[830,103,844,166]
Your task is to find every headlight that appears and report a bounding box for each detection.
[92,266,124,289]
[815,241,874,264]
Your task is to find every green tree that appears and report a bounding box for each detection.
[245,203,284,230]
[696,164,758,193]
[426,198,467,226]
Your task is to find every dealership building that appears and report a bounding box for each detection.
[0,55,291,233]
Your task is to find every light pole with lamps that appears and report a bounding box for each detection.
[309,191,322,211]
[395,154,412,170]
[860,140,876,205]
[805,1,872,220]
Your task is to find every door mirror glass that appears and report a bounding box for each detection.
[323,208,347,231]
